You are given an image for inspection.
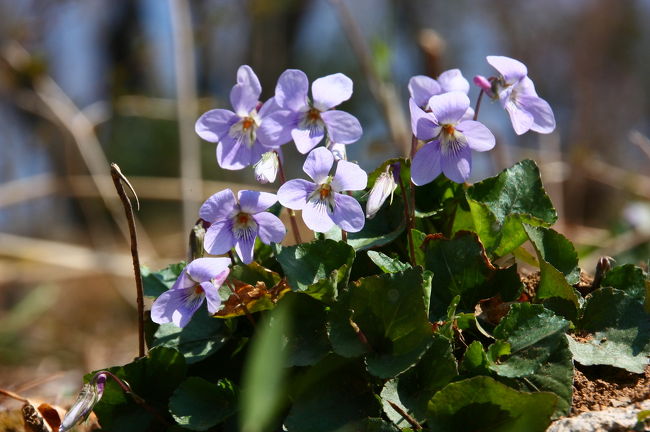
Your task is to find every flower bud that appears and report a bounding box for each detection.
[253,151,279,184]
[366,166,397,219]
[59,373,107,432]
[327,141,347,161]
[473,75,492,92]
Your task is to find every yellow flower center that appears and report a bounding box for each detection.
[194,285,204,295]
[307,108,321,123]
[442,124,455,136]
[242,117,254,131]
[319,184,332,200]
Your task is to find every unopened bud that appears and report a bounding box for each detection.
[366,165,397,219]
[253,151,279,184]
[327,141,347,161]
[59,373,107,432]
[473,75,492,92]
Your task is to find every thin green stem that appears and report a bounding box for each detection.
[397,164,416,266]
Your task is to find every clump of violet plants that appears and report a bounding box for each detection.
[62,59,649,432]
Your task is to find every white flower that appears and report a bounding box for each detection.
[253,151,279,184]
[366,165,397,219]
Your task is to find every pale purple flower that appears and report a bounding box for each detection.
[269,69,362,154]
[201,189,286,263]
[410,92,495,185]
[485,56,556,135]
[327,140,347,161]
[277,147,367,232]
[195,65,293,170]
[408,69,470,108]
[150,257,230,328]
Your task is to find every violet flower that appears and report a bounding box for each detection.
[201,189,285,263]
[408,69,474,120]
[277,147,367,232]
[483,55,556,135]
[410,92,495,185]
[270,69,362,154]
[151,257,230,328]
[253,151,280,184]
[59,373,107,432]
[195,65,293,170]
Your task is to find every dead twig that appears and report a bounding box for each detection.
[110,163,145,358]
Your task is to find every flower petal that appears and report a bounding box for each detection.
[204,220,236,255]
[216,139,249,170]
[234,233,256,264]
[303,147,334,183]
[253,212,286,244]
[331,160,367,192]
[186,257,231,284]
[331,193,365,232]
[275,69,309,112]
[257,108,297,147]
[170,270,194,291]
[195,109,237,142]
[277,179,316,210]
[487,55,527,85]
[238,190,278,214]
[428,92,470,125]
[200,189,237,222]
[438,69,470,94]
[408,75,441,107]
[230,65,262,116]
[441,145,471,183]
[292,126,325,154]
[202,281,223,314]
[458,120,495,152]
[302,199,335,233]
[321,110,362,144]
[312,73,353,111]
[151,288,203,328]
[505,100,534,135]
[409,98,439,140]
[519,94,556,134]
[411,141,442,186]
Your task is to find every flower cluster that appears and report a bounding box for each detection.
[151,55,555,328]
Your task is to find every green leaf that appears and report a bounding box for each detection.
[570,287,650,373]
[151,305,231,364]
[240,298,290,432]
[230,261,281,288]
[381,334,457,426]
[367,250,411,273]
[283,292,331,367]
[420,231,521,320]
[523,224,580,283]
[460,340,490,376]
[426,376,557,432]
[489,303,573,416]
[142,262,186,297]
[523,225,581,310]
[275,239,354,302]
[601,264,648,302]
[466,159,557,257]
[90,346,187,432]
[285,355,381,432]
[169,377,237,430]
[328,268,433,378]
[413,174,461,218]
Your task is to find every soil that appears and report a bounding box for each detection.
[572,364,650,415]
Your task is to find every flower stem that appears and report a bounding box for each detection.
[275,151,303,245]
[473,89,485,121]
[341,230,348,243]
[397,163,416,266]
[110,163,145,358]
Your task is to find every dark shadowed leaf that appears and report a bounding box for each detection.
[426,376,557,432]
[168,377,237,430]
[328,268,433,378]
[381,334,457,426]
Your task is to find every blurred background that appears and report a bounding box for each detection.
[1,0,649,411]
